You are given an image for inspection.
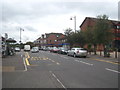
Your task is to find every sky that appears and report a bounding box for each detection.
[1,0,120,43]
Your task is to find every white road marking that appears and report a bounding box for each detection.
[75,60,93,66]
[105,68,120,73]
[56,62,60,65]
[23,57,27,71]
[52,60,55,62]
[49,71,66,89]
[60,56,69,59]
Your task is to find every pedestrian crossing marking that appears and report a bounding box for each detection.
[30,57,61,65]
[30,57,50,61]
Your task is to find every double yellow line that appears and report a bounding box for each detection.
[25,52,30,66]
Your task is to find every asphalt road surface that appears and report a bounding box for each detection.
[2,50,119,89]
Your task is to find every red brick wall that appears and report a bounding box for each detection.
[45,34,65,47]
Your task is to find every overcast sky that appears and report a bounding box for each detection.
[1,0,120,43]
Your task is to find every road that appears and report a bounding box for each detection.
[2,50,119,89]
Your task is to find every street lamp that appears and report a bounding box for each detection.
[20,28,24,49]
[70,16,76,33]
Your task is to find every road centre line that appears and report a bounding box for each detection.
[49,71,66,89]
[75,60,93,66]
[105,68,120,73]
[60,56,69,59]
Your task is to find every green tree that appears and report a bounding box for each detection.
[75,31,86,48]
[84,27,95,54]
[64,28,73,36]
[94,15,113,56]
[25,41,35,48]
[64,28,74,47]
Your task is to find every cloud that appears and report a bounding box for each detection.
[24,26,37,32]
[1,0,119,43]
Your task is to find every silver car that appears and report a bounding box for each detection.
[31,47,39,53]
[67,48,87,58]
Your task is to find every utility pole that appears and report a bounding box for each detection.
[20,28,24,49]
[70,16,76,33]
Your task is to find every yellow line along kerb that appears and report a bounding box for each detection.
[91,58,119,65]
[25,58,30,66]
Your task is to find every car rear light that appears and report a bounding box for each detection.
[77,51,79,53]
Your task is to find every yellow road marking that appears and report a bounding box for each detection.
[25,58,30,65]
[30,57,50,61]
[90,58,119,65]
[27,52,30,58]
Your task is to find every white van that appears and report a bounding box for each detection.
[24,45,31,51]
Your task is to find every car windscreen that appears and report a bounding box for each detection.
[79,48,87,50]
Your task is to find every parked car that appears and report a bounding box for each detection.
[50,47,60,53]
[31,47,39,53]
[58,47,69,54]
[15,47,20,52]
[67,48,87,58]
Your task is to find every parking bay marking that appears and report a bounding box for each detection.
[105,68,120,73]
[49,71,66,89]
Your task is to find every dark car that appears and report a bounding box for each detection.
[58,47,68,54]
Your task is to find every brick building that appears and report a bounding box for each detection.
[36,33,66,48]
[80,17,120,50]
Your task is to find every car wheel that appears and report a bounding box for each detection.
[67,53,69,56]
[73,53,76,58]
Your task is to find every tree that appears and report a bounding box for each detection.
[64,28,74,47]
[84,27,95,54]
[94,15,113,56]
[75,31,86,48]
[64,28,74,36]
[25,41,35,48]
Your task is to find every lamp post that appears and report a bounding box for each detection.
[20,28,24,49]
[70,16,76,33]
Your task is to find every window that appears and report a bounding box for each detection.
[117,25,120,29]
[56,35,59,38]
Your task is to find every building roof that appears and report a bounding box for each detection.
[80,17,120,28]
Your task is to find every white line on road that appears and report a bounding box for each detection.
[60,56,69,59]
[23,57,27,71]
[49,71,66,89]
[56,62,60,65]
[105,68,120,73]
[75,60,93,66]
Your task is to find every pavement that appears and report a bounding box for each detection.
[88,52,119,63]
